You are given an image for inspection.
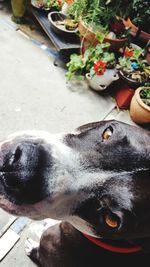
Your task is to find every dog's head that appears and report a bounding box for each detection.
[0,120,150,245]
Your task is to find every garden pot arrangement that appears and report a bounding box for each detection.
[63,0,149,93]
[130,86,150,124]
[117,46,150,88]
[66,41,150,91]
[30,0,150,122]
[78,19,128,52]
[68,0,132,52]
[66,42,119,91]
[31,0,150,49]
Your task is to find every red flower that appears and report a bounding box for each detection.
[124,47,134,57]
[94,60,107,75]
[57,0,63,6]
[65,0,74,4]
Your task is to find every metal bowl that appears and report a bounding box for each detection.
[48,11,78,37]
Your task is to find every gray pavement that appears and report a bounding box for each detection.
[0,3,134,267]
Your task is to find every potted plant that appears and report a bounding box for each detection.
[118,46,150,88]
[68,0,130,51]
[130,86,150,124]
[123,0,150,43]
[31,0,63,11]
[66,42,119,91]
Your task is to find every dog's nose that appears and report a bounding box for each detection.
[7,145,23,167]
[0,138,51,203]
[1,140,39,171]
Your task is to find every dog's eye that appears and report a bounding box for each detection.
[104,212,120,229]
[102,127,113,141]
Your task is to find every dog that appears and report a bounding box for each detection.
[0,120,150,266]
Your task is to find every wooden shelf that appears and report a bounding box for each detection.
[32,7,80,53]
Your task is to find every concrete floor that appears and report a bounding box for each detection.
[0,2,136,267]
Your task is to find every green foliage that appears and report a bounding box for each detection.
[65,54,85,80]
[68,0,150,34]
[118,47,146,71]
[44,0,62,11]
[84,0,132,26]
[68,0,88,21]
[132,0,150,32]
[118,46,150,83]
[96,32,107,43]
[140,87,150,106]
[66,42,116,80]
[68,0,131,37]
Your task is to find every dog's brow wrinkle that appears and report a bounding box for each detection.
[134,167,150,172]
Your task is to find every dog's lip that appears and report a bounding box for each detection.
[0,195,49,219]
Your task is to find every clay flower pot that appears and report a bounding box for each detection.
[78,19,128,52]
[123,18,150,44]
[130,87,150,124]
[118,70,145,89]
[86,69,119,91]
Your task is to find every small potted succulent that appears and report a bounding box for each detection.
[118,46,150,88]
[66,42,119,91]
[130,85,150,124]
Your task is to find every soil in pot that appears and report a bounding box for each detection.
[118,70,147,89]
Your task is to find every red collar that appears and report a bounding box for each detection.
[83,233,142,254]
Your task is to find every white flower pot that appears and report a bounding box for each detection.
[86,69,119,91]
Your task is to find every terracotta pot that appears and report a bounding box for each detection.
[130,87,150,124]
[78,19,128,52]
[123,18,150,44]
[113,79,135,109]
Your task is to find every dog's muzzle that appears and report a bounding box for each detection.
[0,136,51,204]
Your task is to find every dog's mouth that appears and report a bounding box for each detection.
[0,193,55,220]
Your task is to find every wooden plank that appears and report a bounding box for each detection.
[10,217,30,234]
[0,209,17,238]
[0,229,20,261]
[32,7,80,52]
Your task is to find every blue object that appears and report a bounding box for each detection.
[131,62,139,70]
